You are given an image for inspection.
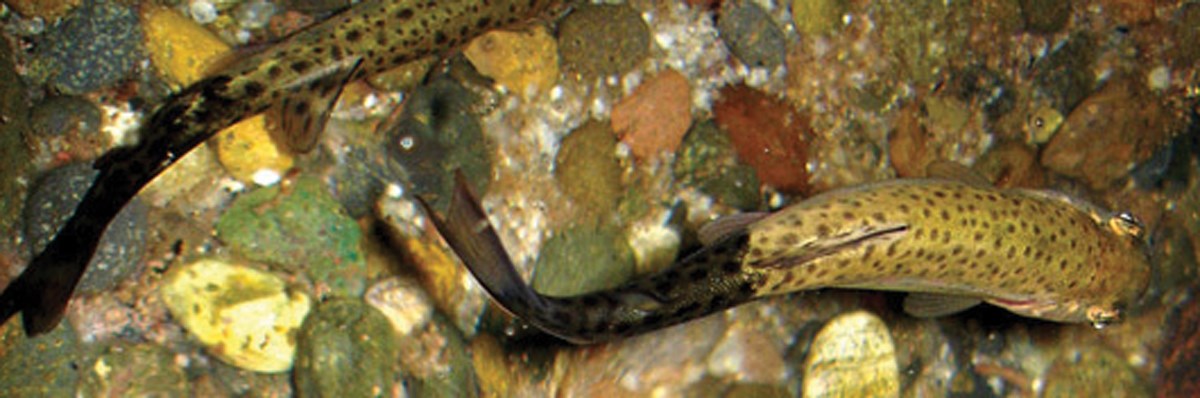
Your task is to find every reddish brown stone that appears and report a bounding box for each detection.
[1040,77,1174,190]
[973,140,1047,189]
[1157,290,1200,397]
[612,69,693,161]
[712,85,812,195]
[888,102,935,179]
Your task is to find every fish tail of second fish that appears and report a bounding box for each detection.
[420,172,766,344]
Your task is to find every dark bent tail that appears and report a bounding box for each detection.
[419,172,765,344]
[0,210,110,335]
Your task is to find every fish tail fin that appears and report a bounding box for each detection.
[416,172,556,331]
[0,219,99,336]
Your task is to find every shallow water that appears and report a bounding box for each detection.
[0,0,1197,396]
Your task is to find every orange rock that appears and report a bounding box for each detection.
[887,102,934,179]
[611,70,693,160]
[973,140,1047,189]
[1040,78,1173,190]
[712,85,812,195]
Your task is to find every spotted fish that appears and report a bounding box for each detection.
[0,0,568,336]
[421,170,1151,344]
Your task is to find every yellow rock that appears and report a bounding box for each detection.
[803,311,900,398]
[142,4,293,181]
[160,259,311,373]
[6,0,81,21]
[213,115,295,183]
[140,4,231,87]
[464,26,560,98]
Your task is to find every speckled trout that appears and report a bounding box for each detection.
[0,0,567,336]
[422,171,1151,344]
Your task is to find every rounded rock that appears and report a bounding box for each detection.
[160,258,312,373]
[802,311,900,398]
[24,162,148,294]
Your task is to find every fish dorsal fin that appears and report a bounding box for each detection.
[924,160,992,187]
[903,293,982,318]
[698,212,769,246]
[270,57,364,154]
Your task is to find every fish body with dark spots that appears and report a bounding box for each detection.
[0,0,567,336]
[423,175,1151,344]
[745,179,1150,326]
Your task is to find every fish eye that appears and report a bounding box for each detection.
[1109,212,1145,239]
[1087,306,1122,329]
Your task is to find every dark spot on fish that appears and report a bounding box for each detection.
[267,65,282,79]
[292,101,309,116]
[290,60,311,73]
[816,224,831,237]
[749,248,764,259]
[243,82,265,97]
[899,204,910,212]
[872,213,886,223]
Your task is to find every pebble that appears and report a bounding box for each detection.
[1175,3,1200,66]
[1042,346,1150,397]
[81,343,188,397]
[973,140,1047,189]
[464,25,560,98]
[713,84,813,195]
[27,95,106,160]
[1031,34,1096,115]
[160,258,312,373]
[5,0,81,20]
[1157,288,1200,396]
[0,40,32,237]
[400,313,480,398]
[531,224,636,297]
[293,298,401,397]
[674,119,762,211]
[364,277,434,336]
[29,0,143,94]
[888,102,934,178]
[611,69,693,160]
[1019,0,1070,34]
[1025,105,1064,145]
[24,162,148,294]
[0,319,82,396]
[718,0,787,69]
[802,311,900,398]
[555,120,625,223]
[1040,77,1173,190]
[557,3,651,82]
[214,115,296,183]
[216,176,367,297]
[387,233,488,338]
[140,3,231,87]
[791,0,847,36]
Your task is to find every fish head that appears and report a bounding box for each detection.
[988,210,1151,327]
[1063,210,1152,327]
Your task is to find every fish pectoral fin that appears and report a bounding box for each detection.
[270,57,364,154]
[903,293,982,318]
[698,212,769,246]
[924,160,993,187]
